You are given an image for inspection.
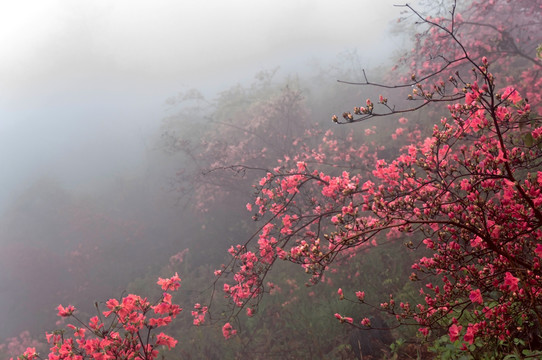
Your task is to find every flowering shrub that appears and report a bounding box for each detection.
[216,0,542,357]
[12,274,181,360]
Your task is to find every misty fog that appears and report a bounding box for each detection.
[1,0,410,354]
[0,0,404,205]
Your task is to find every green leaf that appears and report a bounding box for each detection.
[503,355,520,360]
[524,132,534,147]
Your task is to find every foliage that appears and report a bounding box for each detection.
[215,0,542,358]
[12,274,181,360]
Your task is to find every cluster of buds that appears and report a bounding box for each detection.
[354,101,374,115]
[408,83,434,100]
[342,112,354,121]
[365,99,374,112]
[332,98,382,122]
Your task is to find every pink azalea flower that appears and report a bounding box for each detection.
[222,323,237,339]
[504,272,519,292]
[449,323,462,342]
[469,289,483,305]
[57,304,75,317]
[156,332,177,350]
[501,86,522,104]
[355,291,365,301]
[464,324,476,344]
[157,273,181,291]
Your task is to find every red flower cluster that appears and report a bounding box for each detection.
[14,274,182,360]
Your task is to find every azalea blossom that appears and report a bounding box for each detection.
[449,323,462,342]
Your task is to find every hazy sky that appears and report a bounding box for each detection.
[0,0,405,209]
